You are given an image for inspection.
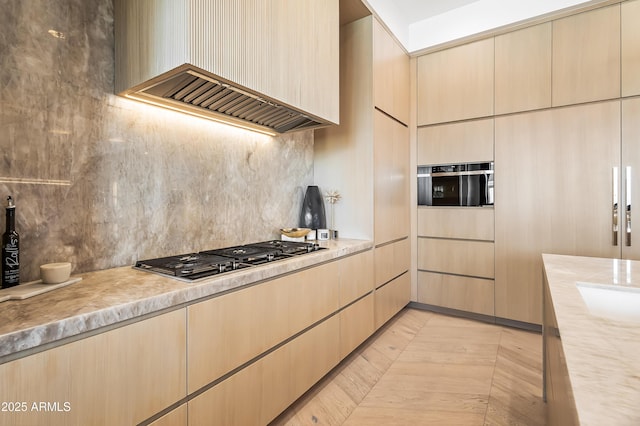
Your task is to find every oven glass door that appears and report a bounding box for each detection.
[431,176,460,206]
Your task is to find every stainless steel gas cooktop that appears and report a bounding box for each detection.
[134,240,324,282]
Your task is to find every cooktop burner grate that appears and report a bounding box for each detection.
[134,240,324,281]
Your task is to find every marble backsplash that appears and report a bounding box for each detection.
[0,0,314,282]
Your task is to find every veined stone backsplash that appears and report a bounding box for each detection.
[0,0,314,282]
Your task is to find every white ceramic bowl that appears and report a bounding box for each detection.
[280,228,311,238]
[40,262,71,284]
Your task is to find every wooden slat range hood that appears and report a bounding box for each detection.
[114,0,339,135]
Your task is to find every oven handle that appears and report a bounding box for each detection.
[431,170,494,177]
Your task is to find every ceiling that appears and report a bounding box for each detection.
[362,0,612,54]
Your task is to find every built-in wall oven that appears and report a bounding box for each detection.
[418,162,494,206]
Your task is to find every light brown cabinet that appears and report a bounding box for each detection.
[373,18,410,123]
[371,21,411,326]
[418,238,494,279]
[621,97,640,260]
[373,238,410,325]
[495,23,552,114]
[339,250,375,358]
[416,38,494,125]
[495,101,620,324]
[339,249,374,306]
[413,2,637,325]
[374,272,410,329]
[339,293,374,358]
[374,109,410,246]
[417,118,493,166]
[416,205,494,316]
[417,272,494,317]
[418,207,494,241]
[187,261,340,393]
[0,309,187,426]
[186,249,373,425]
[188,315,340,426]
[622,0,640,97]
[315,15,409,245]
[552,4,620,106]
[374,237,410,288]
[315,15,410,328]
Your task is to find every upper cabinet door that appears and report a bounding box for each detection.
[622,0,640,97]
[417,118,494,166]
[417,38,494,125]
[495,23,552,115]
[373,19,410,124]
[552,5,620,107]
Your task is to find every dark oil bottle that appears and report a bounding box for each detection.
[2,196,20,288]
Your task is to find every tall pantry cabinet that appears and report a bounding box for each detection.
[495,3,640,325]
[315,15,411,329]
[415,38,496,317]
[416,1,640,326]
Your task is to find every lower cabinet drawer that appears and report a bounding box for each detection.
[187,261,339,393]
[0,309,187,426]
[374,238,410,288]
[417,271,494,316]
[417,207,494,241]
[375,273,410,329]
[418,238,494,279]
[188,315,340,426]
[339,293,374,358]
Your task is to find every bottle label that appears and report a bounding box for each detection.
[2,236,19,284]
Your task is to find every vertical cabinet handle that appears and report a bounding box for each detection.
[613,167,619,246]
[626,166,632,247]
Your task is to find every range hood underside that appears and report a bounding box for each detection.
[121,66,330,135]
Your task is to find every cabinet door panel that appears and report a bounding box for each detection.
[552,5,620,106]
[373,18,409,123]
[187,262,339,393]
[188,316,340,426]
[495,22,552,114]
[622,0,640,97]
[418,238,495,279]
[417,118,494,166]
[417,271,494,316]
[339,293,374,358]
[374,238,410,288]
[374,273,410,329]
[374,110,410,245]
[418,207,494,241]
[0,310,186,426]
[417,38,494,125]
[622,98,640,260]
[495,101,620,324]
[339,249,374,307]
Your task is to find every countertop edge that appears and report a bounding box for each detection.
[0,239,373,362]
[542,253,640,426]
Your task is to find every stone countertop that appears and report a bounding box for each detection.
[0,239,372,361]
[542,254,640,426]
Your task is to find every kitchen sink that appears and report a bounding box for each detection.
[576,281,640,323]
